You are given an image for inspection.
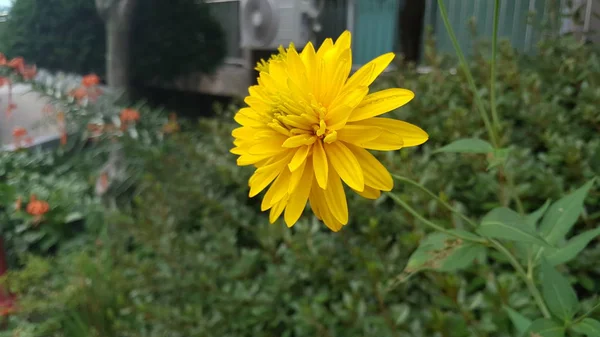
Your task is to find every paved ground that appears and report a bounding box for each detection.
[0,84,60,148]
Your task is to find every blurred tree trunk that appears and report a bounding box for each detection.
[398,0,425,64]
[95,0,137,89]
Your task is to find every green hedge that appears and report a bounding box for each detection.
[0,0,227,84]
[2,34,600,336]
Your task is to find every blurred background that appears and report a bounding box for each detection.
[0,0,599,336]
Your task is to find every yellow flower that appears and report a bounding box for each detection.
[254,45,290,73]
[231,31,428,231]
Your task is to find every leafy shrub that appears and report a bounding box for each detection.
[0,0,227,83]
[2,30,600,337]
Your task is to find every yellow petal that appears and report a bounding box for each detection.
[288,157,307,193]
[323,167,349,225]
[316,38,334,59]
[337,125,382,146]
[324,141,364,192]
[288,145,311,171]
[329,86,369,113]
[309,184,343,231]
[261,167,291,210]
[353,117,429,147]
[346,144,393,191]
[352,185,381,200]
[269,197,287,223]
[312,140,328,189]
[324,104,352,131]
[334,30,352,50]
[282,134,316,148]
[248,152,293,197]
[248,135,287,155]
[300,41,317,82]
[284,159,314,227]
[348,88,415,122]
[344,53,394,90]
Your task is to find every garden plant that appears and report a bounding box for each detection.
[0,0,598,336]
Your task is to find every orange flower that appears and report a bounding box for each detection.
[8,57,24,72]
[56,111,65,123]
[0,53,6,65]
[60,132,67,145]
[12,127,27,138]
[26,195,50,224]
[82,74,100,87]
[20,64,37,80]
[0,76,9,88]
[120,108,140,123]
[12,127,27,148]
[69,87,88,100]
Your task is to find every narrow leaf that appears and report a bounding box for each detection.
[477,207,553,248]
[546,227,600,266]
[438,244,486,272]
[503,306,532,337]
[539,179,596,245]
[405,233,484,274]
[540,259,579,321]
[525,199,551,229]
[571,318,600,336]
[434,138,494,154]
[526,318,565,337]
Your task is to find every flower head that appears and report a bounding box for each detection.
[26,195,50,217]
[82,74,100,87]
[231,31,428,231]
[120,108,140,123]
[7,57,24,72]
[12,127,27,138]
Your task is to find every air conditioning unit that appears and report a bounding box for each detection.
[240,0,322,50]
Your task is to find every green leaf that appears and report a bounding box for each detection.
[571,318,600,336]
[434,138,494,154]
[64,212,83,223]
[503,306,532,337]
[540,259,579,321]
[404,233,485,274]
[526,318,565,337]
[477,207,553,248]
[525,199,552,229]
[486,148,510,170]
[546,227,600,266]
[539,179,596,245]
[438,243,486,272]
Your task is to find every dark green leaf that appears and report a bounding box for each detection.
[434,138,494,154]
[503,306,532,337]
[539,179,596,244]
[546,227,600,266]
[571,318,600,336]
[477,207,552,248]
[527,318,565,337]
[540,259,579,321]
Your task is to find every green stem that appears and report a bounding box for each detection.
[392,174,478,229]
[573,302,600,325]
[505,171,525,214]
[490,239,552,318]
[436,0,498,147]
[386,192,486,244]
[490,0,501,131]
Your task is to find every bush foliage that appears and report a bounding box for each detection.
[1,33,599,337]
[0,0,227,84]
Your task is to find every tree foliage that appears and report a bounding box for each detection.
[0,0,227,84]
